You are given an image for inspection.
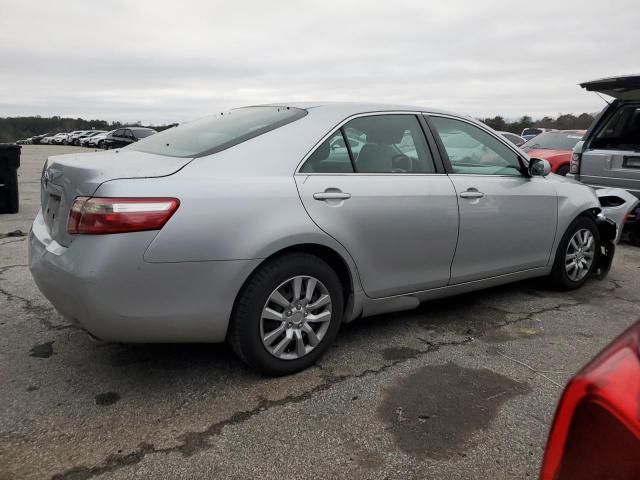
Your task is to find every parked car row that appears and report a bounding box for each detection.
[16,127,158,149]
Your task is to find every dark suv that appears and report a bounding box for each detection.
[103,127,157,149]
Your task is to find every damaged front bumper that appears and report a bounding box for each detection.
[592,213,617,279]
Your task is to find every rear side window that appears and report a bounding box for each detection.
[300,131,355,173]
[590,105,640,151]
[127,106,307,158]
[300,114,436,174]
[522,128,543,136]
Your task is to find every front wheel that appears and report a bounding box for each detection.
[556,164,570,176]
[548,216,600,290]
[228,253,344,376]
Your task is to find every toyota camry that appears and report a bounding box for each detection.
[29,103,617,375]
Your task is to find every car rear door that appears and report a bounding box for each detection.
[426,114,557,284]
[295,113,459,299]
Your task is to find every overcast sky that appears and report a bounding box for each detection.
[1,0,639,124]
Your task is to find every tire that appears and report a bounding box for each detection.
[548,215,600,290]
[228,253,344,376]
[97,140,104,149]
[556,164,570,176]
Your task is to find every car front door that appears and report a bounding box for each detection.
[296,113,459,298]
[427,114,558,284]
[123,129,135,146]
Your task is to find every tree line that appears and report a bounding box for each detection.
[0,116,176,143]
[0,112,599,143]
[480,112,597,134]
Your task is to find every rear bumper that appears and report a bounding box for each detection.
[28,210,260,343]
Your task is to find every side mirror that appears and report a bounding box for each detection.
[529,157,551,177]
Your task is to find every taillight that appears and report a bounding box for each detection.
[569,152,581,174]
[540,321,640,480]
[67,197,180,234]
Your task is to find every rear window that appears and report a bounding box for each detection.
[522,128,543,136]
[521,132,583,152]
[131,128,157,138]
[590,105,640,151]
[127,106,307,157]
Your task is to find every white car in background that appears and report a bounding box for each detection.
[87,130,113,148]
[78,131,106,147]
[52,133,70,144]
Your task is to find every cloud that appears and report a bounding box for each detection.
[1,0,638,123]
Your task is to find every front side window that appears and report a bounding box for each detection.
[430,116,523,176]
[590,106,640,151]
[127,106,307,158]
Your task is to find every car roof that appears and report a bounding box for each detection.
[257,101,465,118]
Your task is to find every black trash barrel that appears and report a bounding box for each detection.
[0,143,21,214]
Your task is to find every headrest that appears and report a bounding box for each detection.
[363,119,407,144]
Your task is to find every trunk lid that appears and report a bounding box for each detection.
[41,149,192,246]
[580,75,640,101]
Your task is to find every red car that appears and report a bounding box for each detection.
[521,130,586,176]
[540,320,640,479]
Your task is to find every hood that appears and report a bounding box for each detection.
[527,148,571,162]
[526,149,571,160]
[549,173,583,185]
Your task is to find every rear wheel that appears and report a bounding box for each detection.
[548,216,600,290]
[556,164,570,176]
[228,253,344,376]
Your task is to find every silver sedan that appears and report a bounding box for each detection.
[29,103,617,375]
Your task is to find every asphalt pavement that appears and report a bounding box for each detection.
[1,145,639,479]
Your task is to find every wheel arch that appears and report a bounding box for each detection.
[231,242,363,326]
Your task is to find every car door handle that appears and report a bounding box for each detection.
[459,189,484,199]
[313,191,352,201]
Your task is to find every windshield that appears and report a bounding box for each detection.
[521,132,583,152]
[522,128,543,136]
[127,106,307,157]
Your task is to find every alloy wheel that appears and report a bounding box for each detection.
[260,275,332,360]
[565,228,595,281]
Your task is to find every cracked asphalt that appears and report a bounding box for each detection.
[1,145,639,480]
